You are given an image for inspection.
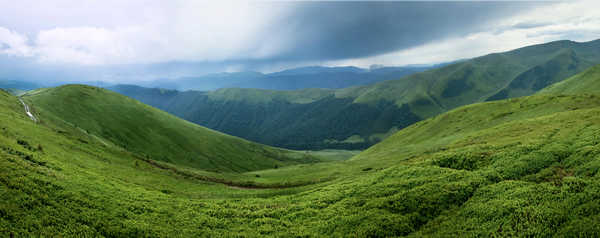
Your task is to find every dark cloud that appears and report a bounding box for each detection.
[262,1,549,62]
[0,1,570,81]
[512,22,553,29]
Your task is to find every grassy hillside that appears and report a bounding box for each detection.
[110,84,419,150]
[22,85,318,172]
[348,93,600,236]
[540,63,600,95]
[111,39,600,150]
[4,72,600,236]
[486,48,589,100]
[353,40,600,117]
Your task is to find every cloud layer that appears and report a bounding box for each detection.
[327,0,600,68]
[0,0,598,72]
[0,1,294,65]
[0,27,32,57]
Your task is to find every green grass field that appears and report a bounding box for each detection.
[2,63,600,236]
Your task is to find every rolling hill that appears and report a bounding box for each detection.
[347,93,600,236]
[111,39,600,150]
[3,62,600,236]
[540,63,600,95]
[109,85,420,150]
[22,85,319,172]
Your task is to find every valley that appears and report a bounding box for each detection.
[3,1,600,236]
[112,39,600,150]
[2,46,600,236]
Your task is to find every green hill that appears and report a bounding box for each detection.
[22,85,318,172]
[110,85,420,150]
[352,96,600,237]
[540,63,600,95]
[4,71,600,236]
[351,40,600,116]
[5,58,600,237]
[111,39,600,150]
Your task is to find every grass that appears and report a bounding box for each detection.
[23,85,321,173]
[541,63,600,95]
[2,63,600,236]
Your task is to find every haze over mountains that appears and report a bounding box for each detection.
[111,39,600,150]
[0,63,443,93]
[141,64,445,91]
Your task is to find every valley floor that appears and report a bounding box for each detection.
[2,88,600,237]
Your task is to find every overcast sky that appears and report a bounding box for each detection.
[0,0,599,81]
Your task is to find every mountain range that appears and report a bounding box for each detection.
[111,39,600,150]
[139,64,445,91]
[2,52,600,236]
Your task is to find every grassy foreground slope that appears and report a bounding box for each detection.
[347,93,600,236]
[4,78,600,236]
[23,85,318,172]
[112,39,600,150]
[0,88,332,236]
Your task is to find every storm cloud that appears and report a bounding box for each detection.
[262,1,542,62]
[0,0,598,81]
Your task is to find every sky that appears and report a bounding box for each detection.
[0,0,599,83]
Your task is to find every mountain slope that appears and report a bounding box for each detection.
[110,85,420,149]
[540,63,600,95]
[351,39,600,118]
[23,85,317,172]
[112,39,600,150]
[486,48,594,100]
[4,71,600,236]
[347,93,600,236]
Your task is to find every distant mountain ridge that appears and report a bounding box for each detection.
[112,39,600,150]
[0,79,42,91]
[141,64,444,91]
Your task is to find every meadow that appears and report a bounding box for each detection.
[2,64,600,236]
